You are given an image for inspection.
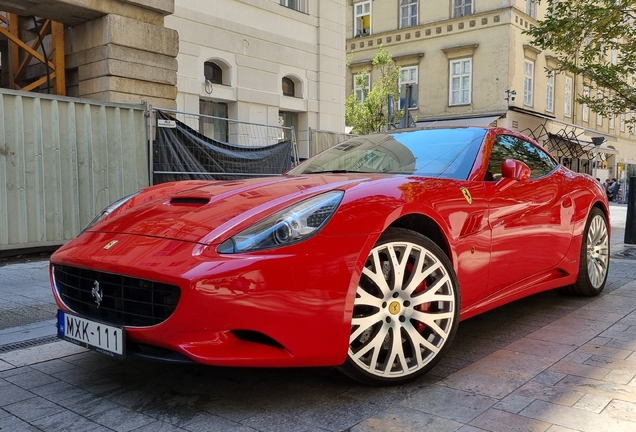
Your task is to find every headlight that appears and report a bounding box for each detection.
[81,192,139,233]
[217,191,344,253]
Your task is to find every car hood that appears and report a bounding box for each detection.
[89,175,376,244]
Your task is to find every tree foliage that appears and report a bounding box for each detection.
[345,46,401,135]
[526,0,636,118]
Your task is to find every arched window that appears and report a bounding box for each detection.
[282,77,295,97]
[204,62,223,84]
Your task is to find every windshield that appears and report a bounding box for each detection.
[289,128,487,179]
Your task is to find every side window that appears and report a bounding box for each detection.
[486,136,512,181]
[486,135,557,181]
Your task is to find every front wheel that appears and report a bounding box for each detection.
[560,207,609,296]
[339,228,460,386]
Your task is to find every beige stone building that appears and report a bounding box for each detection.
[346,0,636,181]
[166,0,347,159]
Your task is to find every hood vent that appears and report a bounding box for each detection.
[169,197,210,206]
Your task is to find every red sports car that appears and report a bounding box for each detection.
[50,127,610,385]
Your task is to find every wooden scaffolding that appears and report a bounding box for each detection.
[0,12,65,95]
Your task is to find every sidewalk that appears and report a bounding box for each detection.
[0,202,635,432]
[0,258,55,345]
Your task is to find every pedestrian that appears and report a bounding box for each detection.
[611,178,620,201]
[605,179,613,201]
[606,178,618,201]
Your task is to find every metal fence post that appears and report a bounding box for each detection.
[625,176,636,244]
[145,103,154,186]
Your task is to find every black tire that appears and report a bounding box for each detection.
[559,207,609,296]
[338,227,460,386]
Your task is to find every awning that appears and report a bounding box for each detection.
[545,132,619,161]
[581,141,619,155]
[416,115,502,128]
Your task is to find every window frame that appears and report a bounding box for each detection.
[564,76,573,117]
[523,59,534,107]
[526,0,537,19]
[204,61,223,85]
[596,90,603,126]
[354,1,372,37]
[199,99,229,142]
[548,0,558,18]
[282,77,295,97]
[599,43,606,60]
[449,58,472,106]
[354,72,371,102]
[620,113,626,132]
[400,0,418,29]
[453,0,473,18]
[582,86,590,122]
[280,0,308,13]
[399,66,419,109]
[545,70,555,113]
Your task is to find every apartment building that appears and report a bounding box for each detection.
[165,0,347,159]
[346,0,636,179]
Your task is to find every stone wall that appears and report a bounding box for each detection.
[0,0,178,108]
[66,14,178,108]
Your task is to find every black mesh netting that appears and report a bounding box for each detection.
[153,110,293,184]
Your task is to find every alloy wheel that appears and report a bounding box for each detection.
[348,238,457,380]
[586,213,609,289]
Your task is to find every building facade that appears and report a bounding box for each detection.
[346,0,636,183]
[166,0,347,159]
[0,0,179,109]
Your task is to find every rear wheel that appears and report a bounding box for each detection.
[339,228,460,386]
[560,207,609,296]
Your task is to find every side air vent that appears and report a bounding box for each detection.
[170,197,210,206]
[231,330,285,349]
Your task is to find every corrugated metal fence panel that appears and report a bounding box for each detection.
[0,89,148,251]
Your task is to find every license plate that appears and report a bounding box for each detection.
[57,311,125,359]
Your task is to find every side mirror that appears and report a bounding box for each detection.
[496,159,531,191]
[501,159,531,181]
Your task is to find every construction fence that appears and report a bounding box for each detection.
[0,91,304,252]
[309,127,355,157]
[0,88,148,253]
[150,108,298,184]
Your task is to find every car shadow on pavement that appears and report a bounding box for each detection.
[32,283,607,431]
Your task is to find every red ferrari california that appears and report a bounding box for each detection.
[50,127,610,385]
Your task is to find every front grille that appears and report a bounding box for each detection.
[53,265,181,327]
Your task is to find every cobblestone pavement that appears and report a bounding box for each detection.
[0,203,635,431]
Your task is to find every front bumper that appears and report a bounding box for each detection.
[50,231,374,367]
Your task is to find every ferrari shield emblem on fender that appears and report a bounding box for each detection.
[460,187,473,205]
[103,240,118,250]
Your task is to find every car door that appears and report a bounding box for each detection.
[484,134,574,295]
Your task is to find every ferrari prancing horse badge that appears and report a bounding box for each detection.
[460,187,472,205]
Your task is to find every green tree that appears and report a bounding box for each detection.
[345,46,401,135]
[525,0,636,119]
